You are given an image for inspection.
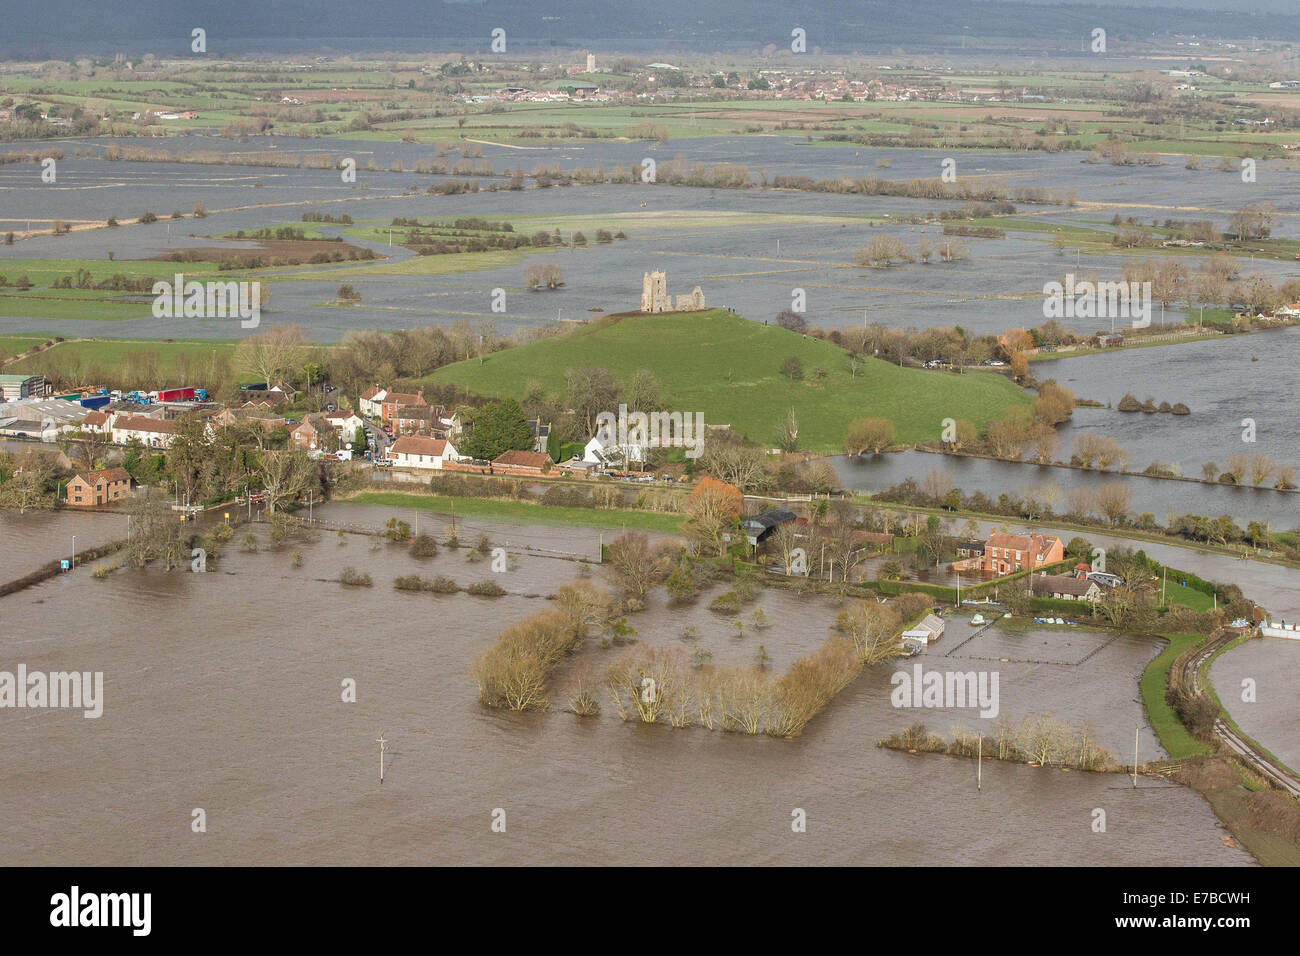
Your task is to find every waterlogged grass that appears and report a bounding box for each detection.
[349,491,684,534]
[0,258,225,286]
[427,309,1031,452]
[0,293,153,321]
[1140,632,1211,761]
[271,248,528,280]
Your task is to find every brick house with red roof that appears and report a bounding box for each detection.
[65,467,132,507]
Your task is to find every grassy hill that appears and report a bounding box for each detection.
[426,309,1031,454]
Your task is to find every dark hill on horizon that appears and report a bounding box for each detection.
[6,0,1297,59]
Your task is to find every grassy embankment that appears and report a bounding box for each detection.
[427,309,1031,453]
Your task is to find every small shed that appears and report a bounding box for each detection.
[740,509,797,546]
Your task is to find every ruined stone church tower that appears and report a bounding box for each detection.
[641,270,668,312]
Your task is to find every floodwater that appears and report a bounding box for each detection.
[0,507,127,582]
[1,135,1296,342]
[833,449,1300,528]
[1212,637,1300,775]
[0,504,1252,864]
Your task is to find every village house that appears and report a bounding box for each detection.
[491,449,553,476]
[65,467,132,507]
[393,404,442,437]
[241,393,290,410]
[79,410,114,434]
[388,435,459,470]
[583,421,644,467]
[976,532,1064,575]
[1031,573,1102,602]
[111,414,177,448]
[323,408,365,440]
[211,407,287,433]
[239,381,297,408]
[359,386,387,418]
[288,415,335,452]
[378,390,427,423]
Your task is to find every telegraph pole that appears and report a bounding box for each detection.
[1132,728,1139,788]
[978,733,983,791]
[377,734,388,784]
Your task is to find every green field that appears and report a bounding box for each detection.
[7,338,242,377]
[426,309,1031,452]
[0,334,53,362]
[349,490,684,534]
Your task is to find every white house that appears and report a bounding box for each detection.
[359,386,387,418]
[583,422,644,467]
[388,435,459,470]
[323,408,365,439]
[111,414,177,448]
[80,410,115,434]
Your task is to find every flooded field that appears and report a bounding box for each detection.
[834,449,1300,528]
[1,136,1296,343]
[0,504,1252,865]
[1212,637,1300,774]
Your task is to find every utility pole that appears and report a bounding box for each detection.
[377,734,388,784]
[1132,728,1139,788]
[72,535,76,569]
[977,733,982,791]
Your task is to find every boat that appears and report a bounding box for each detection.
[970,613,986,626]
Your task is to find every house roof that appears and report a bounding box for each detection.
[915,613,946,635]
[493,449,551,468]
[114,414,175,434]
[986,533,1058,555]
[73,467,130,485]
[986,533,1033,551]
[82,411,109,426]
[391,436,450,457]
[360,386,385,401]
[383,391,425,407]
[1031,574,1097,597]
[741,509,797,531]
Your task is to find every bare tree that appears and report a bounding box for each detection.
[236,324,307,388]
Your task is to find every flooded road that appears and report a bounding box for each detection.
[0,504,1251,865]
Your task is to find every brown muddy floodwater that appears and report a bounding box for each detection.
[0,508,128,581]
[1212,638,1300,774]
[0,504,1251,865]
